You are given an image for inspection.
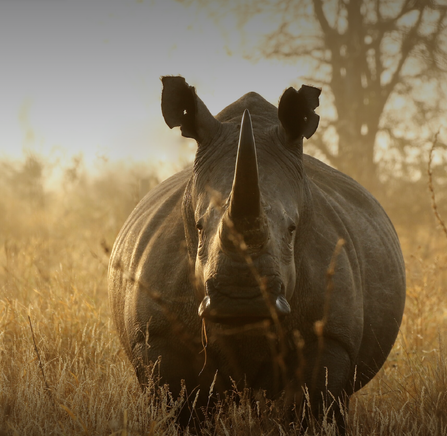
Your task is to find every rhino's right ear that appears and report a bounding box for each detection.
[161,76,220,144]
[278,85,320,144]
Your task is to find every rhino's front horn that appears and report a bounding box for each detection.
[225,110,268,248]
[229,110,261,223]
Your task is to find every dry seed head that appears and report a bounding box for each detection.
[314,320,325,337]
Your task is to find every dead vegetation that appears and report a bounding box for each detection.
[0,154,446,435]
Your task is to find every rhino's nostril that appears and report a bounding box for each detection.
[198,295,211,317]
[275,295,291,315]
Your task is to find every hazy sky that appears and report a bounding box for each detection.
[1,0,307,172]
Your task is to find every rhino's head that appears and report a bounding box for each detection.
[161,76,320,324]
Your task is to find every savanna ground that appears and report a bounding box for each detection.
[0,153,446,435]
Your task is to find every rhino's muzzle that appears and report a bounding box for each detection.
[198,281,291,324]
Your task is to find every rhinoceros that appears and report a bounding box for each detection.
[108,76,406,433]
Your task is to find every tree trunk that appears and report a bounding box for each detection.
[315,0,383,192]
[335,121,378,192]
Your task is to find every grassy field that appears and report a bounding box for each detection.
[0,156,446,435]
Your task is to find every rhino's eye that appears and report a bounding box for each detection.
[196,222,204,234]
[288,224,296,235]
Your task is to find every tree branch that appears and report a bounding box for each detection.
[384,5,426,95]
[312,0,338,45]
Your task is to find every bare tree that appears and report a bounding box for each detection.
[184,0,447,192]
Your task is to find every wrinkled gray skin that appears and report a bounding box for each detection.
[108,76,406,433]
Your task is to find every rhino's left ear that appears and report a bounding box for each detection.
[161,76,220,144]
[278,85,321,142]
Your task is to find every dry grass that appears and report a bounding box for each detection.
[0,155,447,435]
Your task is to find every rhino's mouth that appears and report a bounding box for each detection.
[198,279,291,325]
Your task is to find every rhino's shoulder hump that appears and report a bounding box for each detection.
[110,166,191,263]
[304,155,375,207]
[216,92,277,125]
[303,154,399,241]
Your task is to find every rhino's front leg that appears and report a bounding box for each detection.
[288,337,352,435]
[129,330,219,429]
[131,337,198,392]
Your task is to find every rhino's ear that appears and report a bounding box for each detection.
[161,76,220,143]
[278,85,320,143]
